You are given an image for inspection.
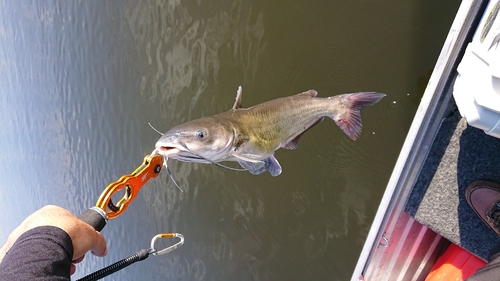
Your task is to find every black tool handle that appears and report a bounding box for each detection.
[78,207,108,231]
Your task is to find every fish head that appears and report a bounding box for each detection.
[155,117,235,163]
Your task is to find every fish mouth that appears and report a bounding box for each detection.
[156,146,182,156]
[155,144,207,163]
[151,145,185,192]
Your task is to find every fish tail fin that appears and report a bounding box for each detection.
[332,92,385,141]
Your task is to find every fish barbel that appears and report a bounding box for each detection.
[155,86,385,176]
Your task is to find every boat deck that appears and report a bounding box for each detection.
[405,110,500,260]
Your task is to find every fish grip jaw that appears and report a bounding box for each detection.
[95,154,163,219]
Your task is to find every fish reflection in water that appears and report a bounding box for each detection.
[153,86,385,186]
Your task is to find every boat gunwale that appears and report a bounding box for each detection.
[351,0,490,280]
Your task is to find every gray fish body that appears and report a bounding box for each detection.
[155,87,385,176]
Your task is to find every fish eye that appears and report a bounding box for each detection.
[196,129,206,139]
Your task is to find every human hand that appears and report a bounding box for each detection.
[0,205,107,275]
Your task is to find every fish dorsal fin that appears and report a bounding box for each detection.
[295,89,318,98]
[232,86,243,109]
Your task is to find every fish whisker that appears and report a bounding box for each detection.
[148,123,164,135]
[212,161,247,172]
[163,157,184,192]
[177,142,247,172]
[151,148,184,192]
[150,140,247,192]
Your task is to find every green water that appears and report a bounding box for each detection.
[0,0,460,280]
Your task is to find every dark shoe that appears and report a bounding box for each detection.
[466,180,500,235]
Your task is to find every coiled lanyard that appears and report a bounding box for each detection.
[77,233,184,281]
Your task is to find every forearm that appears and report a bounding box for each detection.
[0,226,74,281]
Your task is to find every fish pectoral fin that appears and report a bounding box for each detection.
[232,152,260,163]
[232,152,265,174]
[237,159,266,175]
[231,86,243,110]
[264,156,282,176]
[236,156,282,177]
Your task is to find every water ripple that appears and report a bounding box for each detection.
[124,0,266,123]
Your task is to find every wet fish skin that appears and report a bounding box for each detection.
[155,87,385,176]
